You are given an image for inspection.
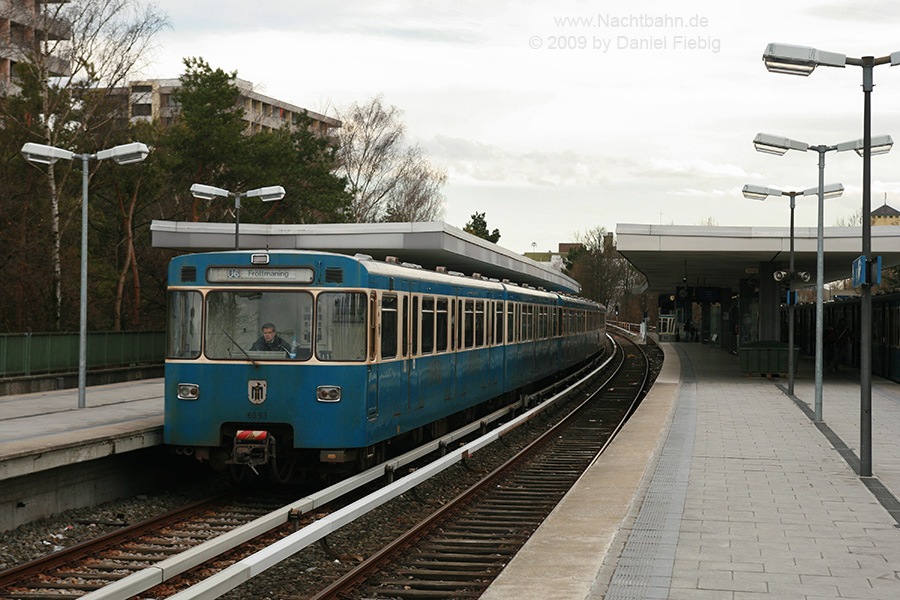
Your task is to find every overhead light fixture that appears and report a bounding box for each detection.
[762,43,847,76]
[753,133,809,155]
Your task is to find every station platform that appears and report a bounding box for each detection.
[0,379,164,482]
[483,341,900,600]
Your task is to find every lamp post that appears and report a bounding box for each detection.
[742,183,842,396]
[761,42,900,477]
[21,142,150,410]
[752,132,892,425]
[189,184,286,250]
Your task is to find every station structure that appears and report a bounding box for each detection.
[150,220,582,294]
[616,223,900,352]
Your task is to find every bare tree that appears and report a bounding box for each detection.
[3,0,168,328]
[383,152,447,222]
[337,95,446,223]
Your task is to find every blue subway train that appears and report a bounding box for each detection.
[793,292,900,381]
[164,250,607,480]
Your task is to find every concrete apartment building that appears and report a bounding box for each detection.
[1,3,338,135]
[126,77,341,135]
[0,0,71,93]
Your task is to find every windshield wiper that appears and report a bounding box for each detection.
[221,330,259,368]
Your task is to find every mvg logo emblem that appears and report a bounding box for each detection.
[248,380,267,405]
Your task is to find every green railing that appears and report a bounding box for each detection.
[0,331,165,378]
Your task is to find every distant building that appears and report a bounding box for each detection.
[124,78,340,135]
[0,0,71,94]
[524,243,584,272]
[871,203,900,226]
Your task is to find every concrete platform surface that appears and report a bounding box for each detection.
[484,341,900,600]
[0,379,164,480]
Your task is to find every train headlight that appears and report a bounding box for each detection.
[316,386,342,402]
[177,383,200,400]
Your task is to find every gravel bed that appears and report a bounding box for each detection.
[0,474,229,572]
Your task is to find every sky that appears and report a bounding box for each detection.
[140,0,900,254]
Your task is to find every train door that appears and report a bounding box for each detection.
[367,292,378,420]
[406,285,422,412]
[489,296,504,391]
[375,291,402,422]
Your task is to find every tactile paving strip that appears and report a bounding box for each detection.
[603,345,697,600]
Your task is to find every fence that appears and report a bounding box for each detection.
[0,331,165,378]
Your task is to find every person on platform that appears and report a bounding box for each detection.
[250,323,290,354]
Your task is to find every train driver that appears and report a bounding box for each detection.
[250,323,290,354]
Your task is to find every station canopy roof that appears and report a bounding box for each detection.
[151,220,581,294]
[615,223,900,294]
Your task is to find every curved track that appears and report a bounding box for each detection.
[307,333,650,600]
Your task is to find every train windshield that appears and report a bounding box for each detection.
[316,292,367,361]
[205,291,314,360]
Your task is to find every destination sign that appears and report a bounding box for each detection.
[207,266,314,284]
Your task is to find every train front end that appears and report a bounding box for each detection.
[164,251,374,479]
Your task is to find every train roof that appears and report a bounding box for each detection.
[169,250,603,309]
[151,220,580,294]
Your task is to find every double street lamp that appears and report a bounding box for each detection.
[21,142,150,409]
[761,41,900,477]
[189,183,286,250]
[752,132,892,425]
[742,183,843,397]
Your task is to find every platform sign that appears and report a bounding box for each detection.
[852,255,883,287]
[852,255,867,287]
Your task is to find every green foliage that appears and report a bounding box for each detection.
[464,212,501,243]
[0,54,352,333]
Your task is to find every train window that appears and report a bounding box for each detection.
[316,292,367,361]
[205,290,313,360]
[495,302,504,345]
[166,290,202,359]
[412,296,419,355]
[524,304,533,341]
[475,300,485,347]
[458,299,464,349]
[381,295,398,359]
[402,296,409,357]
[422,296,435,354]
[507,303,515,343]
[450,299,456,351]
[436,298,449,352]
[553,307,559,337]
[464,300,474,349]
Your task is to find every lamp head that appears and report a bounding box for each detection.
[190,183,231,201]
[21,142,75,165]
[836,134,893,157]
[742,184,782,200]
[245,185,286,202]
[762,43,846,75]
[753,133,809,156]
[96,142,149,165]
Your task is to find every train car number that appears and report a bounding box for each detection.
[247,411,268,420]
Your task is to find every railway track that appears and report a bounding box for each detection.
[0,492,296,600]
[0,334,654,600]
[306,333,650,600]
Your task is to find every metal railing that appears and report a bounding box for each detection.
[0,331,165,378]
